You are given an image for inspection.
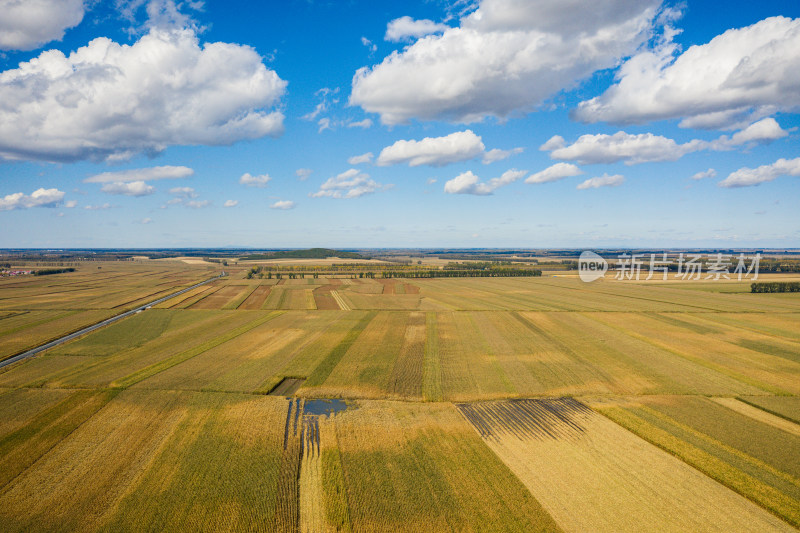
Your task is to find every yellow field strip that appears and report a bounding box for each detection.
[459,399,793,533]
[329,291,350,311]
[712,397,800,438]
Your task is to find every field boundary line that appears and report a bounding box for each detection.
[305,312,375,387]
[112,311,283,388]
[0,388,119,493]
[711,397,800,437]
[737,397,800,425]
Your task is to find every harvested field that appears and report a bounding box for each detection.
[460,398,794,532]
[238,285,271,310]
[595,395,800,527]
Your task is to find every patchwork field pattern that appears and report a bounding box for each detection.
[0,263,798,531]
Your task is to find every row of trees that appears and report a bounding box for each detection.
[382,269,542,279]
[751,282,800,293]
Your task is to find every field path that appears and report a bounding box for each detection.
[329,291,350,311]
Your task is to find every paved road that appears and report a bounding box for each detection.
[0,273,224,370]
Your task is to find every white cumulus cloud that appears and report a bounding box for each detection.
[482,147,523,164]
[169,186,196,198]
[240,173,271,187]
[573,16,800,129]
[311,169,389,199]
[296,168,313,181]
[223,200,238,207]
[377,130,485,167]
[100,181,155,196]
[576,173,625,189]
[0,187,65,210]
[270,200,296,210]
[348,152,373,165]
[525,163,583,184]
[84,165,193,183]
[385,16,449,42]
[352,0,661,124]
[691,168,717,180]
[0,28,286,162]
[0,0,85,51]
[546,131,704,165]
[444,169,525,195]
[719,157,800,188]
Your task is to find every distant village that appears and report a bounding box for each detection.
[0,269,32,277]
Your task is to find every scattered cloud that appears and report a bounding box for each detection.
[482,147,523,164]
[0,187,66,210]
[296,168,313,181]
[84,166,193,183]
[223,199,238,207]
[0,0,84,51]
[348,152,373,165]
[427,178,437,185]
[64,200,78,208]
[719,157,800,188]
[310,169,389,199]
[347,118,373,129]
[545,119,789,166]
[270,200,296,210]
[385,16,449,42]
[84,203,112,210]
[137,217,153,224]
[184,199,210,208]
[361,36,377,53]
[169,186,197,198]
[377,130,485,167]
[573,16,800,129]
[239,172,271,187]
[302,87,339,121]
[444,168,525,195]
[101,181,155,197]
[0,28,286,162]
[691,168,717,180]
[352,0,661,124]
[576,173,625,189]
[546,131,704,165]
[525,163,583,184]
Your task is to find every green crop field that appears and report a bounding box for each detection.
[0,259,799,531]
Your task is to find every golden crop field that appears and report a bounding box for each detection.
[0,259,798,531]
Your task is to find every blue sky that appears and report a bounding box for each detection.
[1,0,798,248]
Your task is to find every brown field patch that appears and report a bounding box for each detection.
[239,285,272,310]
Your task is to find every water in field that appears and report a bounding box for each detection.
[304,398,349,416]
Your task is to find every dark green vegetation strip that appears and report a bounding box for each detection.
[422,312,443,402]
[112,312,282,388]
[304,312,377,387]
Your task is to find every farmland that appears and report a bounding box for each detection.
[0,257,798,531]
